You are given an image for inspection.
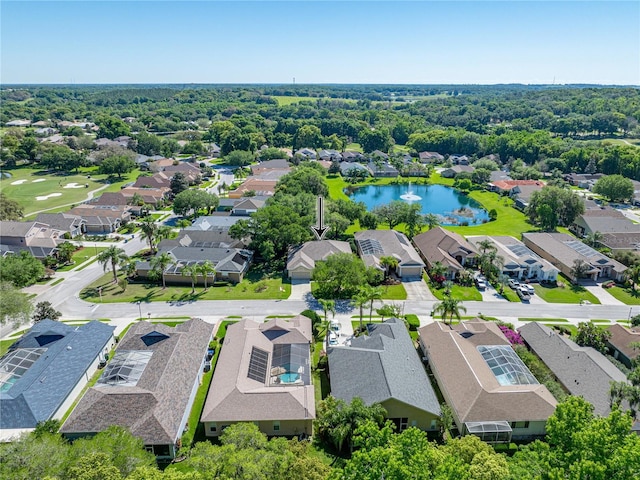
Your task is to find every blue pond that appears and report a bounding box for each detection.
[347,184,489,226]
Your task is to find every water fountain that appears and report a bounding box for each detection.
[400,181,422,202]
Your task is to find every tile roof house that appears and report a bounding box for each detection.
[133,172,171,190]
[228,178,278,198]
[468,235,559,281]
[522,232,627,282]
[488,180,544,194]
[355,230,425,279]
[286,240,352,280]
[201,317,315,438]
[61,319,213,459]
[419,320,557,443]
[606,324,640,369]
[412,227,478,279]
[0,320,115,441]
[329,318,441,433]
[518,322,628,416]
[0,220,65,259]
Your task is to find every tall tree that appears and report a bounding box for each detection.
[593,174,635,202]
[361,284,384,323]
[197,260,216,289]
[574,321,611,353]
[170,172,190,195]
[312,253,369,299]
[527,186,584,231]
[97,246,128,284]
[0,282,33,327]
[433,295,467,325]
[32,301,61,322]
[181,263,199,293]
[150,252,173,288]
[99,155,136,179]
[0,250,45,287]
[139,217,159,254]
[0,192,24,220]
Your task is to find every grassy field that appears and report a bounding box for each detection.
[310,282,406,300]
[80,270,291,303]
[519,317,569,322]
[533,278,600,304]
[0,166,139,216]
[56,246,108,272]
[430,284,482,301]
[272,95,322,105]
[0,339,15,356]
[606,286,640,305]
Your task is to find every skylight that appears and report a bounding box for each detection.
[478,345,539,386]
[97,350,152,387]
[0,348,46,393]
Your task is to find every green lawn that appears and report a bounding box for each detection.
[381,283,407,300]
[519,317,569,322]
[430,284,482,301]
[606,286,640,305]
[56,246,108,272]
[533,278,601,304]
[80,270,291,303]
[272,95,322,106]
[1,166,139,216]
[497,285,520,302]
[0,339,15,357]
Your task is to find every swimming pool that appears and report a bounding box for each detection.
[279,372,300,384]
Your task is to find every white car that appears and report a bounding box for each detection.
[522,284,535,295]
[328,332,338,346]
[508,279,520,289]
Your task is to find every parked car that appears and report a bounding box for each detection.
[522,284,535,295]
[508,278,520,289]
[475,279,487,290]
[330,322,341,332]
[328,332,338,346]
[516,286,531,301]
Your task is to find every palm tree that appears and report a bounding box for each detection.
[477,239,497,255]
[352,290,369,332]
[197,260,216,289]
[362,284,384,323]
[151,252,173,289]
[627,265,640,296]
[442,280,454,296]
[156,225,173,246]
[379,256,399,280]
[139,217,159,254]
[57,241,77,265]
[429,261,448,286]
[97,246,128,284]
[181,263,199,293]
[318,299,336,348]
[433,295,467,325]
[584,231,604,248]
[424,213,440,230]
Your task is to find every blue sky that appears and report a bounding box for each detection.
[1,1,638,85]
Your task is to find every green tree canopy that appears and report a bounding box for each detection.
[0,250,45,287]
[593,174,635,202]
[0,192,24,221]
[99,155,136,179]
[312,253,370,299]
[225,150,255,166]
[0,282,33,327]
[526,186,585,231]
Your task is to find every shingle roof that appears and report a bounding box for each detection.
[413,227,478,271]
[286,240,352,273]
[60,319,213,445]
[355,230,425,270]
[518,322,628,416]
[201,317,315,423]
[34,213,85,232]
[606,324,640,362]
[1,320,114,431]
[187,215,243,231]
[419,321,557,424]
[329,318,440,416]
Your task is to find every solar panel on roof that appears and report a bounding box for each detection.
[247,347,269,383]
[564,240,603,259]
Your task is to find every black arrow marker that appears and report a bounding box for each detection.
[311,196,330,240]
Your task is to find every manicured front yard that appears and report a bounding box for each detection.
[310,282,406,300]
[56,246,108,272]
[533,280,601,304]
[430,284,482,301]
[606,286,640,305]
[80,269,291,303]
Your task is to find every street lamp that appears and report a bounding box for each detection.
[137,301,142,320]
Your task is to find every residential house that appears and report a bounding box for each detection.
[120,187,169,208]
[187,214,244,232]
[489,170,512,183]
[286,240,352,280]
[342,151,365,162]
[488,180,545,195]
[250,159,291,176]
[522,232,627,282]
[61,319,213,459]
[163,163,202,184]
[606,324,640,369]
[318,149,343,162]
[329,318,441,432]
[370,150,389,161]
[441,165,475,179]
[564,173,604,189]
[419,320,557,443]
[339,162,370,177]
[67,205,131,234]
[449,154,470,165]
[231,197,265,216]
[5,119,31,127]
[228,178,278,198]
[518,322,628,416]
[367,161,399,177]
[467,235,559,281]
[418,151,444,163]
[0,320,115,441]
[511,184,545,211]
[165,228,246,250]
[34,213,85,238]
[412,227,478,279]
[0,220,65,258]
[137,243,253,284]
[201,317,315,438]
[209,143,221,157]
[133,172,171,190]
[295,148,317,160]
[148,158,175,173]
[570,209,640,251]
[354,230,425,278]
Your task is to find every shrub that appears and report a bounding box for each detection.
[301,309,321,324]
[489,209,498,221]
[405,314,420,331]
[498,325,524,345]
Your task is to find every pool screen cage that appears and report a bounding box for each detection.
[464,421,512,443]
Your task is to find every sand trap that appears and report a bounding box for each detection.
[32,179,46,183]
[36,193,63,201]
[11,179,27,185]
[63,182,85,189]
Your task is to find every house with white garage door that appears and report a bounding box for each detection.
[354,230,425,279]
[286,240,352,280]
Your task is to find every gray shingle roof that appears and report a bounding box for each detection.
[518,322,628,416]
[60,319,214,445]
[355,230,425,269]
[286,240,352,273]
[1,320,115,430]
[413,227,478,271]
[329,318,440,416]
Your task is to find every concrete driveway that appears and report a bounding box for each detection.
[289,279,311,300]
[579,280,625,306]
[403,278,436,301]
[479,283,509,302]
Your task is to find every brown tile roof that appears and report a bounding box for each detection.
[60,319,213,445]
[491,180,544,191]
[201,317,315,423]
[419,321,557,425]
